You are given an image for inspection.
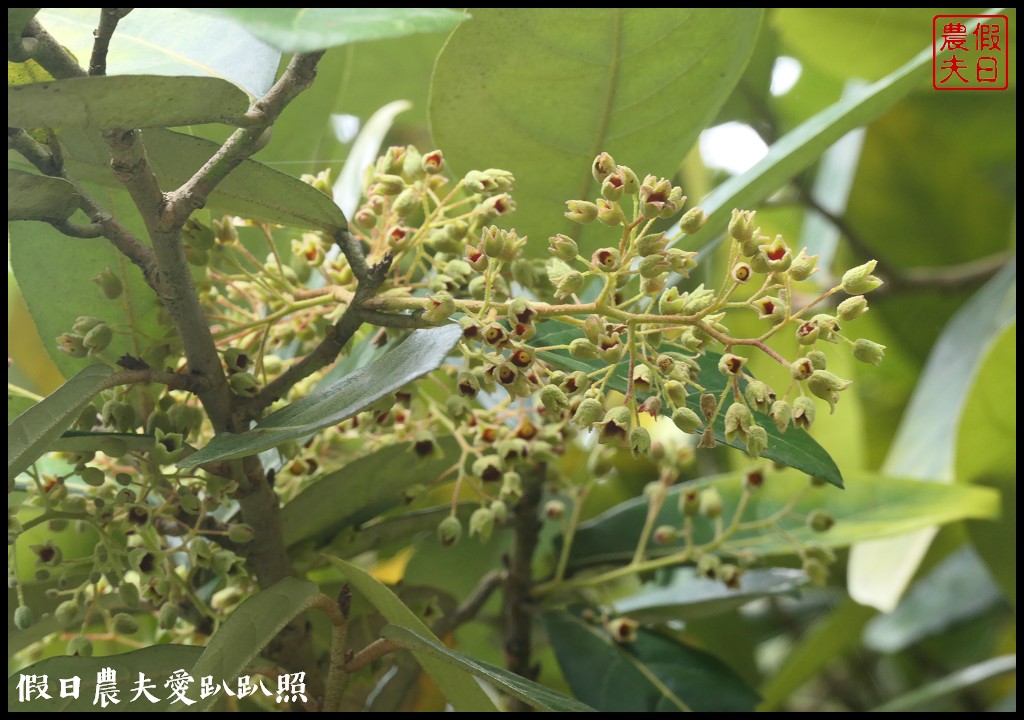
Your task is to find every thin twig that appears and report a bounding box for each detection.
[102,367,211,394]
[434,570,505,637]
[344,638,401,673]
[88,8,132,77]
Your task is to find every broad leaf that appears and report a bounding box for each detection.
[7,386,38,423]
[381,624,597,712]
[44,128,349,232]
[613,568,807,622]
[545,609,760,712]
[666,16,1000,262]
[957,322,1016,606]
[193,8,468,53]
[7,169,78,223]
[530,321,843,487]
[849,261,1016,611]
[8,175,167,375]
[8,364,113,481]
[564,471,999,571]
[176,577,320,713]
[9,76,249,129]
[37,8,279,97]
[179,325,461,466]
[430,8,763,255]
[7,645,204,712]
[282,436,460,548]
[324,556,498,711]
[52,430,155,455]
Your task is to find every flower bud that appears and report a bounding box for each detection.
[728,209,756,243]
[553,269,584,299]
[769,400,792,433]
[424,291,456,324]
[724,402,753,442]
[158,603,180,630]
[744,380,774,413]
[745,425,768,458]
[592,152,616,182]
[113,612,139,635]
[229,372,260,397]
[744,469,765,492]
[438,515,462,547]
[754,296,786,322]
[569,337,599,360]
[92,267,123,300]
[213,216,239,244]
[55,600,80,629]
[564,199,599,224]
[469,507,495,542]
[548,233,578,261]
[793,396,815,430]
[471,455,504,483]
[700,392,718,421]
[636,254,668,279]
[807,509,835,533]
[224,347,250,373]
[836,295,869,321]
[596,199,625,226]
[119,582,141,609]
[803,558,830,587]
[807,370,852,412]
[629,426,652,457]
[14,605,34,630]
[67,636,93,657]
[592,247,621,272]
[753,235,791,273]
[790,357,814,381]
[671,406,703,434]
[788,248,818,281]
[540,384,570,415]
[720,563,742,589]
[678,207,706,234]
[56,333,88,358]
[228,523,255,543]
[601,172,625,201]
[841,260,883,294]
[481,193,515,218]
[608,617,639,644]
[718,353,746,377]
[573,397,604,428]
[400,145,424,180]
[653,525,678,545]
[665,248,698,276]
[852,338,886,366]
[659,287,686,314]
[699,487,724,518]
[679,489,700,516]
[598,406,631,444]
[392,186,422,217]
[544,499,566,521]
[618,165,639,194]
[421,149,445,174]
[697,553,721,579]
[374,173,406,195]
[83,323,112,351]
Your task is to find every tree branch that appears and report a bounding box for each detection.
[88,8,132,77]
[101,367,211,394]
[503,471,544,712]
[434,570,505,637]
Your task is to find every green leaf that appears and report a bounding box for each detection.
[7,645,204,712]
[430,8,763,255]
[9,76,249,128]
[176,577,321,713]
[323,503,476,561]
[8,364,113,482]
[37,8,280,96]
[529,321,843,487]
[757,597,875,711]
[8,176,167,375]
[381,624,597,712]
[862,547,1003,654]
[668,16,1000,260]
[545,609,760,711]
[872,654,1017,713]
[849,261,1016,611]
[957,322,1016,606]
[565,470,999,570]
[7,169,79,223]
[179,325,461,467]
[51,430,155,454]
[192,8,468,53]
[613,567,807,622]
[324,556,498,711]
[282,436,460,548]
[44,128,349,232]
[7,8,40,55]
[7,386,39,424]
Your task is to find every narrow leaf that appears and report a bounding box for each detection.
[9,76,249,129]
[613,568,807,622]
[381,624,597,712]
[430,9,762,255]
[7,645,203,712]
[179,326,461,467]
[871,655,1016,713]
[667,14,1004,261]
[192,8,468,53]
[565,471,999,571]
[7,169,79,223]
[8,364,113,482]
[530,321,843,487]
[849,260,1016,611]
[324,556,498,711]
[282,436,460,548]
[545,609,760,712]
[176,577,321,713]
[37,8,279,97]
[7,9,40,54]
